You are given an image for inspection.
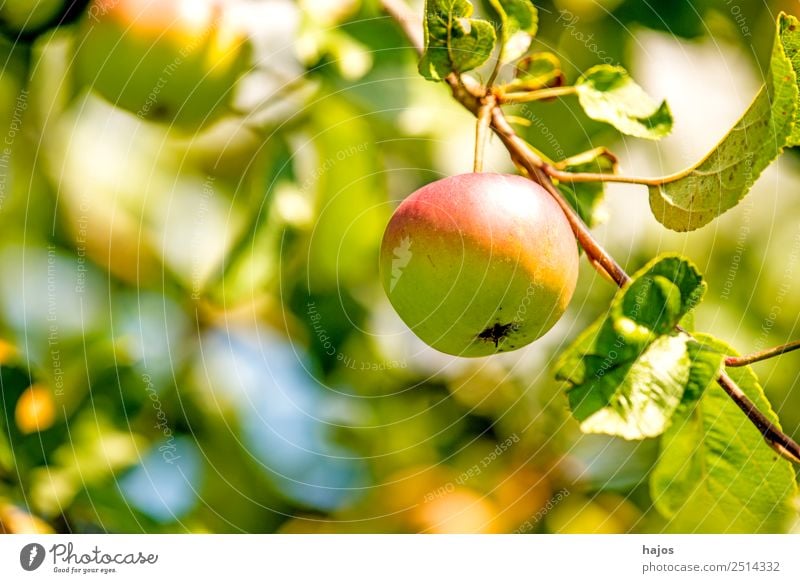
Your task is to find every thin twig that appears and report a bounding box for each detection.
[499,85,577,104]
[725,340,800,368]
[380,0,800,464]
[485,17,505,89]
[546,165,665,186]
[553,147,618,171]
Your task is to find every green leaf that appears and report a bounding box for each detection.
[306,95,389,290]
[555,255,708,439]
[29,412,144,517]
[575,65,673,139]
[651,334,798,533]
[569,333,695,439]
[649,12,800,231]
[507,51,564,91]
[611,256,705,338]
[418,0,497,81]
[556,149,616,227]
[485,0,538,62]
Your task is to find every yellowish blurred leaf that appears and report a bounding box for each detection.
[0,339,16,364]
[414,488,500,534]
[29,413,145,517]
[15,384,56,434]
[547,493,640,533]
[0,501,54,534]
[490,468,552,532]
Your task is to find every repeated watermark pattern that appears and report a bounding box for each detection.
[87,0,119,22]
[751,223,800,353]
[513,487,571,533]
[136,15,222,120]
[724,0,752,38]
[0,89,29,213]
[557,10,615,66]
[190,175,217,300]
[517,105,566,161]
[307,301,406,371]
[300,142,371,193]
[46,245,66,397]
[592,276,653,380]
[720,198,752,301]
[74,194,90,295]
[143,374,181,465]
[720,154,754,300]
[423,434,520,503]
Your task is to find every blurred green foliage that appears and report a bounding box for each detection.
[0,0,798,534]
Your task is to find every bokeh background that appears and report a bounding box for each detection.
[1,0,799,533]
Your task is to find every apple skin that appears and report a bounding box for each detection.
[76,0,251,129]
[380,173,578,357]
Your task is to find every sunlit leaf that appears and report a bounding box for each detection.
[418,0,496,81]
[575,65,673,139]
[0,501,54,534]
[29,413,144,517]
[508,51,564,91]
[556,255,710,439]
[651,334,798,533]
[485,0,538,62]
[649,12,800,231]
[0,338,16,364]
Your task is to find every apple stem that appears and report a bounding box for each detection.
[485,106,632,287]
[381,0,800,465]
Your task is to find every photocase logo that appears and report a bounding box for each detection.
[390,236,413,291]
[19,543,46,571]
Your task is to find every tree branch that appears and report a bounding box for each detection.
[380,0,800,464]
[725,340,800,368]
[487,107,631,287]
[717,371,800,462]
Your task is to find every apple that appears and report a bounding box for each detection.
[380,173,578,357]
[75,0,251,129]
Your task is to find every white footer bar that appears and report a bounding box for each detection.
[1,535,798,582]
